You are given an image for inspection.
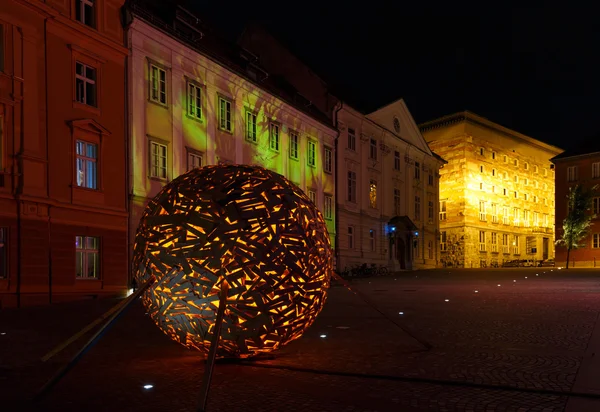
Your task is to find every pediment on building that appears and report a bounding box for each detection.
[67,119,112,136]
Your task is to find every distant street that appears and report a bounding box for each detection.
[2,268,600,411]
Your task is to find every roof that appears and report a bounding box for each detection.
[419,111,564,155]
[124,0,334,129]
[551,133,600,161]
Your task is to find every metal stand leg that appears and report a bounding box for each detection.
[198,280,229,412]
[33,276,156,402]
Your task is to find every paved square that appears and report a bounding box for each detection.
[2,268,600,411]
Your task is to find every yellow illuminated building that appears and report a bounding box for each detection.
[420,112,563,268]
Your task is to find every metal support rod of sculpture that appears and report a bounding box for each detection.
[34,276,156,402]
[198,279,229,412]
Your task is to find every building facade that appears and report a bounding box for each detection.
[124,3,337,280]
[552,141,600,267]
[337,101,444,271]
[238,24,444,271]
[0,0,128,307]
[420,112,563,268]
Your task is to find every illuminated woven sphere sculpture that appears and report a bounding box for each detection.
[133,164,333,358]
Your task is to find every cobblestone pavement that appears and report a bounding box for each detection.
[2,268,600,411]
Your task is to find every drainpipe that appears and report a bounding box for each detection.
[44,18,53,304]
[333,100,343,272]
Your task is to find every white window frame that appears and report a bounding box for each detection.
[439,200,447,221]
[347,128,356,151]
[503,206,509,225]
[308,189,316,205]
[307,140,317,167]
[593,197,600,215]
[76,0,95,27]
[491,203,498,223]
[479,231,486,252]
[76,235,99,279]
[269,123,280,151]
[479,200,486,221]
[289,131,299,159]
[394,151,400,170]
[75,61,96,106]
[324,195,333,220]
[187,150,202,171]
[150,64,167,105]
[348,226,354,249]
[324,146,333,174]
[440,231,447,252]
[218,96,232,132]
[369,139,377,160]
[567,166,578,182]
[187,82,202,120]
[513,235,520,255]
[75,140,98,189]
[245,111,257,142]
[502,234,509,254]
[593,233,600,249]
[491,232,498,253]
[347,171,356,203]
[593,163,600,179]
[149,141,168,180]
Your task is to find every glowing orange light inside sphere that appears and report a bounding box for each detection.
[132,165,333,358]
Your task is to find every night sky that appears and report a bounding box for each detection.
[186,2,599,152]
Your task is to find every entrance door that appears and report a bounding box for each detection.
[397,238,406,270]
[543,238,549,260]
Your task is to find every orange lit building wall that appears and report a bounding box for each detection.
[0,0,128,307]
[421,112,563,268]
[553,152,600,267]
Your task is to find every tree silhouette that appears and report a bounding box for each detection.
[555,184,598,268]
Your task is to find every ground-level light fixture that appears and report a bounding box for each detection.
[143,384,154,390]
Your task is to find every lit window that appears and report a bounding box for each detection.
[543,214,549,227]
[76,236,99,279]
[479,201,486,221]
[150,141,167,179]
[415,162,420,179]
[593,233,600,249]
[479,231,486,252]
[347,226,354,249]
[593,163,600,179]
[245,112,257,142]
[369,229,375,251]
[567,166,578,182]
[491,203,498,223]
[394,151,400,170]
[187,151,202,171]
[523,210,530,227]
[491,232,498,253]
[394,189,401,215]
[503,206,509,224]
[308,190,316,205]
[415,195,421,220]
[269,123,280,151]
[369,139,377,160]
[0,227,7,279]
[187,83,202,119]
[513,207,520,226]
[218,97,232,132]
[440,231,447,252]
[439,200,447,221]
[533,212,539,227]
[347,171,356,202]
[75,140,97,189]
[369,180,377,208]
[289,131,299,159]
[502,234,509,253]
[150,65,167,105]
[307,141,317,167]
[76,0,95,27]
[324,146,333,173]
[347,128,356,151]
[513,235,520,254]
[75,62,96,106]
[324,195,333,220]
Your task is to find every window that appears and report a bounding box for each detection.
[347,226,354,249]
[76,0,95,27]
[75,140,97,189]
[480,183,484,191]
[218,96,232,132]
[514,159,519,167]
[534,165,538,173]
[269,123,280,151]
[491,232,498,253]
[428,240,433,259]
[324,195,333,220]
[492,151,496,160]
[394,189,401,215]
[533,212,539,227]
[76,236,99,279]
[187,83,202,120]
[513,207,520,226]
[307,140,316,167]
[479,201,486,221]
[369,229,375,251]
[0,24,4,72]
[594,197,600,215]
[0,227,7,279]
[593,233,600,249]
[347,171,356,202]
[593,163,600,179]
[394,151,400,170]
[523,210,530,227]
[414,162,420,179]
[492,168,496,176]
[324,146,333,173]
[503,155,508,163]
[503,206,509,224]
[308,190,316,205]
[524,162,529,170]
[347,128,356,151]
[440,231,447,252]
[492,185,496,193]
[428,173,434,186]
[534,180,539,189]
[524,193,528,201]
[75,62,96,106]
[533,195,538,203]
[491,203,498,223]
[479,231,486,252]
[369,139,377,160]
[439,200,447,221]
[244,112,256,142]
[503,188,507,196]
[480,165,484,173]
[543,198,548,206]
[413,238,419,259]
[428,200,434,222]
[514,191,518,198]
[369,180,377,208]
[479,147,485,156]
[187,151,202,171]
[415,195,421,220]
[502,234,509,254]
[289,131,299,159]
[150,64,167,105]
[543,214,549,227]
[503,171,508,180]
[514,175,519,184]
[150,141,167,179]
[512,235,520,254]
[567,166,578,182]
[544,168,548,176]
[523,178,528,186]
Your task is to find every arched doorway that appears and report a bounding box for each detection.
[397,238,406,270]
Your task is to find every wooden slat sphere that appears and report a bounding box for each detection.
[133,165,333,358]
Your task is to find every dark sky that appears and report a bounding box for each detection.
[186,1,599,152]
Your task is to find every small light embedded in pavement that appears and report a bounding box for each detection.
[0,332,5,335]
[444,299,449,302]
[143,384,153,390]
[525,277,528,279]
[513,280,516,282]
[497,284,501,287]
[399,311,404,315]
[320,334,327,338]
[474,290,479,293]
